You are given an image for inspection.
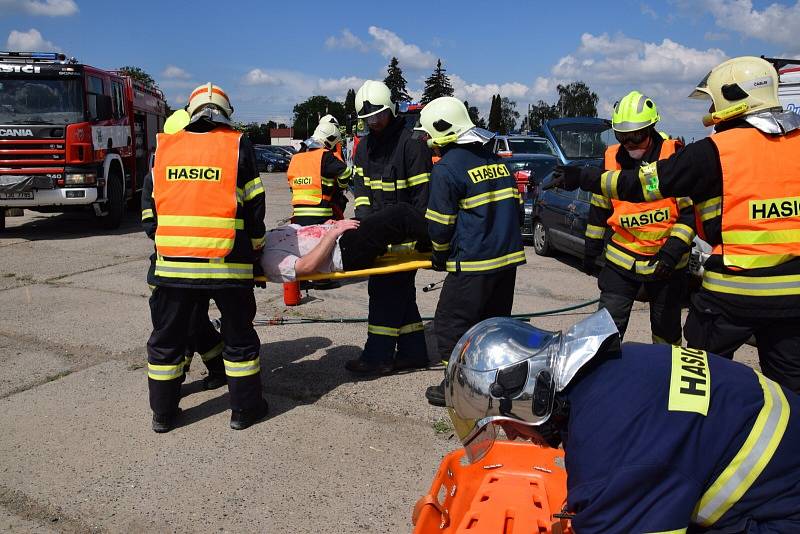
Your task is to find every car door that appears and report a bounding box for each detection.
[565,188,592,256]
[541,184,578,251]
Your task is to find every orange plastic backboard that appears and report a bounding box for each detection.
[412,440,571,534]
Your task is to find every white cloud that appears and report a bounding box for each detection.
[700,0,800,51]
[317,75,366,97]
[704,31,729,41]
[325,29,368,52]
[6,28,60,52]
[162,65,191,80]
[640,3,658,19]
[243,68,283,86]
[0,0,77,16]
[241,69,361,100]
[367,26,437,69]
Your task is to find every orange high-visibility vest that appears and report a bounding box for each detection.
[286,149,331,206]
[152,128,241,259]
[604,140,680,256]
[710,127,800,270]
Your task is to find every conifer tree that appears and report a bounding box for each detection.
[421,59,454,104]
[383,57,411,102]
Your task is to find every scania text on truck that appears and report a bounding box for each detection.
[0,51,166,230]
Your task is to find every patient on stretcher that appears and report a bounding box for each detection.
[261,203,430,282]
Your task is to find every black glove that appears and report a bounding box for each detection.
[431,253,447,272]
[649,250,677,279]
[582,255,599,276]
[551,165,582,191]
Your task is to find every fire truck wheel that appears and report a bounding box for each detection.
[99,173,124,230]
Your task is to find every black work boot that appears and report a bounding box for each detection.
[202,372,227,390]
[230,399,269,430]
[425,379,446,407]
[152,409,181,433]
[344,358,394,375]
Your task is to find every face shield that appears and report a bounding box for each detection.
[689,71,712,100]
[446,310,618,463]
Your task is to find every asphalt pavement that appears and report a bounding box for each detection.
[0,172,758,533]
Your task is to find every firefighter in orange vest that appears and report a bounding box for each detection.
[287,120,351,225]
[584,91,695,344]
[147,83,268,432]
[555,56,800,393]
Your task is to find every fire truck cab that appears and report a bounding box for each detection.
[0,51,166,231]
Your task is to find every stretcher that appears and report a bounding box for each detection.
[412,441,571,534]
[296,252,432,281]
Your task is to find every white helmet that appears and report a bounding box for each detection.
[355,80,395,119]
[311,121,341,150]
[186,82,234,118]
[689,56,780,127]
[418,97,476,147]
[319,114,339,126]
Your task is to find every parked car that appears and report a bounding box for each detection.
[504,153,559,202]
[528,117,710,281]
[492,135,556,157]
[254,148,289,173]
[268,145,296,158]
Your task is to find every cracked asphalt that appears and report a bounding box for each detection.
[0,172,758,533]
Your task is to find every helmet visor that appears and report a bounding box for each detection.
[357,100,388,119]
[689,71,712,99]
[614,128,649,146]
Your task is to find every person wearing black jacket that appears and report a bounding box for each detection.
[345,80,433,375]
[585,91,695,344]
[555,56,800,393]
[417,97,525,406]
[145,84,267,432]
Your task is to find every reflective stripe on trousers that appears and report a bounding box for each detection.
[223,357,260,377]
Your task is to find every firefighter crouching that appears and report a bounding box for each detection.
[446,311,800,532]
[585,91,695,345]
[287,120,351,226]
[146,83,268,432]
[418,97,526,406]
[344,80,432,374]
[556,56,800,393]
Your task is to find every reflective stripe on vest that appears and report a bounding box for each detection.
[154,258,253,280]
[287,149,326,206]
[692,371,789,527]
[711,128,800,270]
[604,141,680,256]
[605,242,689,274]
[153,128,241,259]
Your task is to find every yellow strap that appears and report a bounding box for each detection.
[297,254,432,281]
[223,357,260,377]
[398,322,424,335]
[158,215,243,230]
[425,208,457,225]
[141,208,154,221]
[407,172,431,186]
[368,324,400,337]
[155,235,234,250]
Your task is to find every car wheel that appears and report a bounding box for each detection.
[266,163,275,173]
[533,220,551,256]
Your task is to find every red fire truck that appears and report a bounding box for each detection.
[0,51,166,230]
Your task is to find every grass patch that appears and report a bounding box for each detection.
[433,418,452,434]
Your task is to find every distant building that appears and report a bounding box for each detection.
[270,127,294,146]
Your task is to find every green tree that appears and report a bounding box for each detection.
[118,66,159,89]
[526,100,560,133]
[556,81,598,117]
[421,59,454,104]
[291,96,345,140]
[464,100,485,129]
[344,88,357,134]
[499,97,519,134]
[384,57,411,103]
[487,94,502,132]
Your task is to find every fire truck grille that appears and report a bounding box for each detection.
[0,139,66,174]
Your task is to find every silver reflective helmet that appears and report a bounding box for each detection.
[445,309,618,462]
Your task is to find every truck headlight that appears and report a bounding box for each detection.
[65,172,97,185]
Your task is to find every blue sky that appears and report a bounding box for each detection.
[1,0,799,139]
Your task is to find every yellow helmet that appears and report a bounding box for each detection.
[689,56,780,127]
[611,91,659,132]
[311,121,341,150]
[163,109,190,134]
[186,82,234,118]
[418,97,475,147]
[355,80,395,119]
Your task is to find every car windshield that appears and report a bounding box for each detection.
[506,137,555,155]
[505,158,558,182]
[0,77,84,124]
[549,122,615,160]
